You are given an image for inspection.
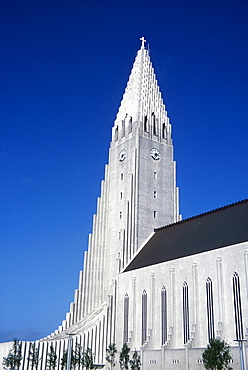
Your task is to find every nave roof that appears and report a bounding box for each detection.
[124,199,248,272]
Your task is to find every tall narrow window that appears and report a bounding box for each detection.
[162,123,167,139]
[152,113,157,135]
[144,115,148,132]
[154,172,157,179]
[123,294,129,343]
[154,211,157,218]
[121,173,123,180]
[128,117,132,133]
[206,277,215,341]
[142,290,147,345]
[161,286,167,345]
[153,191,157,198]
[122,120,125,137]
[233,272,244,340]
[183,282,190,344]
[115,126,118,141]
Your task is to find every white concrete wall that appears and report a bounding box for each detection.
[115,241,248,369]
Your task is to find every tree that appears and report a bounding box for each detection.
[28,343,39,369]
[74,343,84,368]
[60,350,68,370]
[82,348,94,370]
[202,338,232,370]
[119,343,130,370]
[46,345,57,370]
[130,351,141,370]
[61,348,77,370]
[106,343,117,370]
[2,339,22,370]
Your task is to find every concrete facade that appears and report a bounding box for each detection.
[116,242,248,369]
[1,41,247,370]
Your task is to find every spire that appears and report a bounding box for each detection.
[113,38,170,144]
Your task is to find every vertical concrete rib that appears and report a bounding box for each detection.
[82,250,89,318]
[129,173,134,256]
[99,178,107,304]
[126,200,130,262]
[92,199,100,309]
[133,147,138,253]
[77,270,83,321]
[216,256,224,337]
[100,164,109,303]
[192,263,198,344]
[96,191,104,307]
[88,214,97,313]
[131,277,136,344]
[150,273,155,335]
[84,235,92,316]
[73,289,79,324]
[170,268,175,336]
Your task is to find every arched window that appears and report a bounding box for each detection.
[161,286,167,345]
[206,277,215,341]
[233,272,244,340]
[123,294,129,344]
[183,282,190,344]
[142,290,147,344]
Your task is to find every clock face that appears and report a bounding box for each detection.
[119,149,127,162]
[150,148,160,160]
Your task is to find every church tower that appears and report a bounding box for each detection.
[80,38,178,314]
[64,38,180,328]
[108,37,179,266]
[102,37,180,290]
[39,38,179,360]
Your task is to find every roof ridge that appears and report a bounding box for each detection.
[155,198,248,231]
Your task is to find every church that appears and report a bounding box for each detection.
[1,39,248,370]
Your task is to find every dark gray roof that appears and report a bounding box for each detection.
[124,199,248,272]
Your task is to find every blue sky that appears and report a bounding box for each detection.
[0,0,247,342]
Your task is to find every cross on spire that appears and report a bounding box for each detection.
[140,37,146,48]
